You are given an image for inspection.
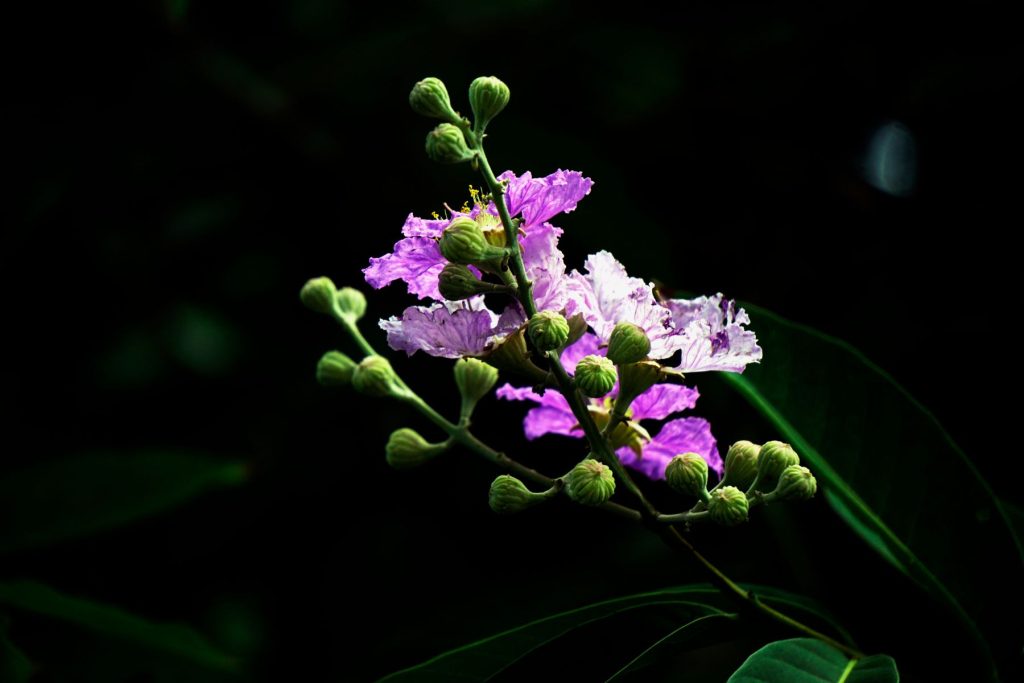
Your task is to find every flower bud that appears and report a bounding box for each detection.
[409,77,460,123]
[425,123,473,164]
[439,217,506,265]
[665,453,709,499]
[614,360,661,413]
[489,474,546,514]
[385,428,448,470]
[528,310,571,352]
[316,351,357,387]
[335,287,366,322]
[707,486,749,527]
[574,355,617,398]
[721,440,761,490]
[468,76,510,131]
[773,465,817,501]
[754,441,800,489]
[607,322,651,365]
[300,276,338,315]
[352,355,398,397]
[454,357,499,416]
[438,263,485,300]
[564,458,616,506]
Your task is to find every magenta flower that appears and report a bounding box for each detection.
[381,298,525,359]
[496,334,722,480]
[569,251,762,373]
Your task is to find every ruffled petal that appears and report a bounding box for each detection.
[663,295,763,373]
[363,236,446,300]
[616,417,721,480]
[496,385,581,440]
[520,223,572,313]
[400,212,449,238]
[498,169,594,228]
[569,251,675,357]
[380,299,515,358]
[630,384,700,422]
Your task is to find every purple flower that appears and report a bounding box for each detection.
[568,251,762,373]
[381,298,525,359]
[498,169,594,230]
[496,334,722,480]
[662,295,763,373]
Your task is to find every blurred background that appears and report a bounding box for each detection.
[5,1,1021,680]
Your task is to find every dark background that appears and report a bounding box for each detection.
[6,1,1022,680]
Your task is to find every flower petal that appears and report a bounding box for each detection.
[569,251,675,357]
[521,223,573,313]
[499,169,594,228]
[401,212,449,238]
[380,299,515,358]
[630,384,700,422]
[364,236,446,300]
[616,417,721,480]
[663,295,763,373]
[496,384,581,440]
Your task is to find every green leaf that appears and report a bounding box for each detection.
[0,451,247,554]
[605,612,738,680]
[729,638,898,682]
[0,581,237,673]
[719,303,1024,677]
[379,584,850,682]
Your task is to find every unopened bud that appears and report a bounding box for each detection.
[722,440,761,490]
[425,123,473,164]
[707,486,749,526]
[607,322,651,365]
[489,475,546,514]
[773,465,817,501]
[352,355,398,397]
[665,453,709,499]
[564,458,616,506]
[409,77,460,123]
[754,441,800,488]
[300,277,338,315]
[528,310,571,352]
[439,217,505,265]
[316,351,357,386]
[574,355,617,398]
[454,357,499,416]
[468,76,510,131]
[335,287,366,322]
[385,428,448,470]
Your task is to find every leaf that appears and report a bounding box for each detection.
[379,584,850,682]
[0,451,247,554]
[718,303,1023,677]
[728,638,898,683]
[0,581,238,673]
[605,612,738,680]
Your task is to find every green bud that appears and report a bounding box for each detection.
[528,310,571,352]
[385,428,448,470]
[614,360,661,413]
[437,263,490,300]
[468,76,510,131]
[352,355,398,397]
[425,123,473,164]
[754,441,800,489]
[454,357,499,416]
[409,77,460,123]
[489,474,547,514]
[773,465,817,501]
[564,458,616,506]
[607,322,651,365]
[721,440,761,490]
[707,486,749,527]
[300,276,338,315]
[482,327,549,385]
[439,217,506,265]
[574,355,617,398]
[316,351,357,387]
[665,453,709,499]
[335,287,366,322]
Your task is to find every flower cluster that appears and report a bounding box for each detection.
[363,167,762,480]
